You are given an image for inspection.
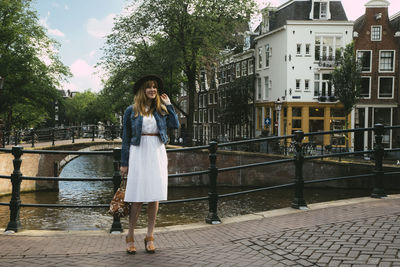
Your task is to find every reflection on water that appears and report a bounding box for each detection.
[0,155,383,230]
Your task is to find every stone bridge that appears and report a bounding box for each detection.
[0,140,122,196]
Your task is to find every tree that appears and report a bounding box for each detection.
[101,0,257,145]
[331,41,362,147]
[0,0,70,131]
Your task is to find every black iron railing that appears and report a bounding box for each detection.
[0,123,399,232]
[1,124,122,148]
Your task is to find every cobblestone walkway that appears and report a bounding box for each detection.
[1,196,400,266]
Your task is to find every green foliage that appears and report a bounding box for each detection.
[0,0,70,130]
[331,42,361,117]
[64,91,114,125]
[101,0,257,144]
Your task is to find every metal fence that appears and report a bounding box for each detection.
[1,124,122,148]
[0,123,399,232]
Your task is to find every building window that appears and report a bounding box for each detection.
[374,108,391,145]
[264,76,269,99]
[265,44,270,67]
[357,50,372,72]
[209,93,212,104]
[296,44,301,55]
[203,94,207,107]
[258,47,263,68]
[248,58,254,74]
[360,77,371,98]
[296,79,301,90]
[242,60,248,76]
[379,51,395,72]
[320,2,327,19]
[199,95,203,108]
[314,73,332,96]
[257,78,262,100]
[305,44,310,55]
[305,80,309,91]
[236,63,241,78]
[371,26,382,41]
[315,36,341,61]
[200,71,206,91]
[204,110,207,123]
[378,77,394,98]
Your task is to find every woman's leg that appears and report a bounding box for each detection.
[127,202,142,240]
[146,201,159,246]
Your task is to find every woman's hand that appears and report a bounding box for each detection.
[120,166,128,177]
[160,93,171,105]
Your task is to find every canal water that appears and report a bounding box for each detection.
[0,155,382,231]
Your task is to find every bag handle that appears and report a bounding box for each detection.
[120,174,127,189]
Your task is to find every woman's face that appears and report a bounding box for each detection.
[145,82,158,100]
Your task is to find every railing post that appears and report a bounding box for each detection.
[291,131,308,209]
[371,123,387,198]
[92,125,95,141]
[52,128,55,146]
[71,127,75,143]
[31,129,35,148]
[110,147,123,232]
[6,146,23,232]
[206,141,221,224]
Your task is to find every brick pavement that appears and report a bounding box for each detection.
[0,195,400,266]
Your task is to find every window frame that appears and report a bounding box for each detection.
[295,79,301,91]
[357,50,372,73]
[379,50,395,73]
[265,44,270,68]
[360,76,371,99]
[258,47,263,69]
[296,44,302,55]
[378,76,394,99]
[305,79,310,91]
[371,25,382,41]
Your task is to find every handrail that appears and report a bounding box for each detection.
[0,123,398,232]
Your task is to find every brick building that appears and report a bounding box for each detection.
[353,0,400,150]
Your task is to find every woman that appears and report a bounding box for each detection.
[120,75,179,254]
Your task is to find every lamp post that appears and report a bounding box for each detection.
[274,98,282,136]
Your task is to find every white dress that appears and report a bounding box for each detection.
[124,114,168,202]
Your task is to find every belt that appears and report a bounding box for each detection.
[142,133,160,136]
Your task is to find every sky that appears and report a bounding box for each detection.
[32,0,400,93]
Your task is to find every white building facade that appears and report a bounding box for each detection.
[254,0,353,148]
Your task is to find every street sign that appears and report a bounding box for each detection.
[274,121,278,128]
[264,117,271,125]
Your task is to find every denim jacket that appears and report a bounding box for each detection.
[120,104,179,167]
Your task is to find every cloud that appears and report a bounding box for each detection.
[39,12,65,37]
[86,14,116,39]
[66,59,107,92]
[70,59,93,77]
[64,4,69,10]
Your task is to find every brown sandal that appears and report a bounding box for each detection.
[144,236,156,253]
[126,236,136,254]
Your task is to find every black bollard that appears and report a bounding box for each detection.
[6,146,23,232]
[71,128,75,143]
[291,131,308,209]
[110,147,123,232]
[206,141,221,224]
[371,124,387,198]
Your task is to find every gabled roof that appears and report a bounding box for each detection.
[390,12,400,32]
[353,14,366,32]
[267,0,348,32]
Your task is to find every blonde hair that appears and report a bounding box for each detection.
[133,80,168,117]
